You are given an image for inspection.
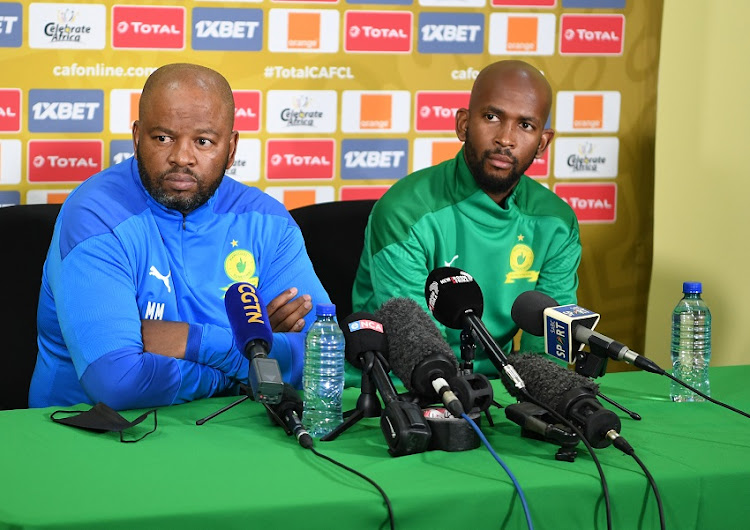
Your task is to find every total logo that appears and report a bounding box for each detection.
[418,13,484,54]
[192,8,263,51]
[112,6,185,49]
[340,139,408,180]
[554,183,616,223]
[492,0,555,5]
[233,91,261,132]
[0,88,21,132]
[415,91,470,132]
[560,14,625,55]
[28,89,104,133]
[265,139,335,180]
[344,11,412,53]
[28,140,103,183]
[0,2,22,48]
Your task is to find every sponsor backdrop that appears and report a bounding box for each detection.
[0,0,662,362]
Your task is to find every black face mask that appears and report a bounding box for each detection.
[50,402,158,443]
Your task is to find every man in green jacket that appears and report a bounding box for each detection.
[352,60,581,384]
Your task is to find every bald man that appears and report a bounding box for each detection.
[29,64,330,409]
[352,60,581,383]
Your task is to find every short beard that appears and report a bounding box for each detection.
[136,151,225,214]
[463,128,534,197]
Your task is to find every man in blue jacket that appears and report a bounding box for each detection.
[29,63,329,410]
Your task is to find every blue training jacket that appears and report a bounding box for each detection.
[29,157,330,410]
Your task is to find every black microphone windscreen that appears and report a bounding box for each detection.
[510,291,559,337]
[424,267,484,329]
[375,297,457,393]
[341,312,388,369]
[508,353,599,410]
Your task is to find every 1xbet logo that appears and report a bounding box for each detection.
[340,139,408,180]
[418,12,484,54]
[28,89,103,133]
[192,8,263,51]
[0,2,22,47]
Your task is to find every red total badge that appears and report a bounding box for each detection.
[112,6,185,49]
[0,89,21,132]
[553,182,616,223]
[345,11,412,53]
[560,15,625,55]
[266,139,335,180]
[28,140,103,183]
[233,91,261,132]
[415,91,470,132]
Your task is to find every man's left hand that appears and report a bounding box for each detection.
[266,287,312,332]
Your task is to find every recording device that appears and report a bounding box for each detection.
[508,353,621,449]
[376,297,465,417]
[265,383,313,449]
[504,401,579,461]
[511,291,664,375]
[328,311,431,456]
[225,282,284,404]
[424,267,528,398]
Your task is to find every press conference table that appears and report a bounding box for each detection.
[1,366,749,530]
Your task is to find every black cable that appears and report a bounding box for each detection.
[608,433,665,530]
[309,446,395,530]
[520,391,613,530]
[662,372,750,418]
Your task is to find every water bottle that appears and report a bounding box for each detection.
[670,282,711,402]
[302,303,345,437]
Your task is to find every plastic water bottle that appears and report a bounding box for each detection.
[670,282,711,402]
[302,303,345,437]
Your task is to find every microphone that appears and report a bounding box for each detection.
[375,298,465,417]
[265,383,313,449]
[225,282,284,404]
[508,353,621,448]
[424,267,528,398]
[511,291,664,375]
[342,312,400,405]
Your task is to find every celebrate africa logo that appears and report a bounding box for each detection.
[505,234,539,283]
[224,240,258,288]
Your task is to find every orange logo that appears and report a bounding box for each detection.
[129,92,141,129]
[287,12,321,49]
[573,95,603,129]
[360,94,392,130]
[282,189,317,210]
[431,141,462,166]
[506,17,537,52]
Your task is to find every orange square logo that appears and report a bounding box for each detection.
[46,192,70,204]
[359,94,392,130]
[129,92,141,129]
[432,141,462,166]
[288,12,321,49]
[283,189,317,210]
[506,17,537,52]
[573,95,603,129]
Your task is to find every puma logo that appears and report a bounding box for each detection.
[149,266,172,293]
[444,255,459,267]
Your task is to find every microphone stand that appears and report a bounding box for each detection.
[195,384,253,425]
[461,323,497,426]
[575,351,642,421]
[321,368,382,441]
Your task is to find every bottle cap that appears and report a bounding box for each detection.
[316,303,336,317]
[683,281,702,294]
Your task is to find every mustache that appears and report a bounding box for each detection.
[484,148,517,162]
[159,168,198,179]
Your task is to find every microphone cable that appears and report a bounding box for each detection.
[461,413,534,530]
[606,431,665,530]
[662,372,750,419]
[307,446,395,530]
[516,390,613,530]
